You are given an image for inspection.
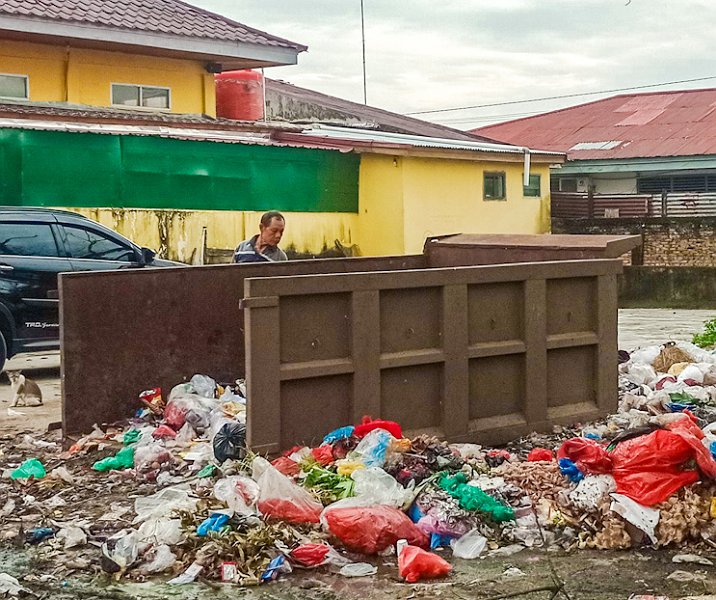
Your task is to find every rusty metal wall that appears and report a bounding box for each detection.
[242,259,621,453]
[60,255,425,435]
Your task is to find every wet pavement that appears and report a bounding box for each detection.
[618,308,715,349]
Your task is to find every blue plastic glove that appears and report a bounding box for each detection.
[558,458,584,483]
[197,513,230,537]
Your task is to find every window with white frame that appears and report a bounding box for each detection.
[111,84,170,109]
[0,74,28,100]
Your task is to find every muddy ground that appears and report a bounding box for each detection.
[2,543,715,600]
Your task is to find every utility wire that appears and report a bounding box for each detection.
[405,75,716,115]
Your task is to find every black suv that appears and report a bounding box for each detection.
[0,207,181,369]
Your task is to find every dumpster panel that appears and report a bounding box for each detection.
[60,254,426,436]
[243,259,622,453]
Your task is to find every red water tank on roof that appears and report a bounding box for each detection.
[215,70,264,121]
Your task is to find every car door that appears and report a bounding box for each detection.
[56,219,142,272]
[0,216,73,350]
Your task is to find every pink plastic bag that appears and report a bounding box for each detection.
[399,545,452,583]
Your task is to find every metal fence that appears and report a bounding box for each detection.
[552,191,716,219]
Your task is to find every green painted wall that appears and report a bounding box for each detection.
[0,128,359,212]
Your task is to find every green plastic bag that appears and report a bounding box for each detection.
[123,429,142,445]
[439,473,514,522]
[11,458,46,480]
[92,446,135,472]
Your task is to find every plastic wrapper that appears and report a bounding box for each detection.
[322,505,428,554]
[254,458,323,524]
[352,428,394,468]
[214,476,260,515]
[450,529,487,559]
[398,545,452,583]
[212,422,246,463]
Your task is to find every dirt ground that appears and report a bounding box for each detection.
[1,542,715,600]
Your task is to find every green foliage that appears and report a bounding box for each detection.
[692,317,716,349]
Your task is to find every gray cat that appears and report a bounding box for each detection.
[6,370,43,407]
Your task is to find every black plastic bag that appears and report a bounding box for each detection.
[213,422,247,463]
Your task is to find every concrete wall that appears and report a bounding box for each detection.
[0,39,215,116]
[620,266,716,309]
[553,217,716,267]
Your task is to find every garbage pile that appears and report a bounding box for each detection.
[2,347,716,588]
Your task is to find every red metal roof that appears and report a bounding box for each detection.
[473,88,716,161]
[0,0,306,50]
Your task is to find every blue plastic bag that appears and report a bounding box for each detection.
[430,533,455,549]
[260,554,291,583]
[558,458,584,483]
[710,440,716,460]
[197,513,230,537]
[323,425,355,445]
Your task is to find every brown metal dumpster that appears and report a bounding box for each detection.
[424,233,641,267]
[60,236,624,447]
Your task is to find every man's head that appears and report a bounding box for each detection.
[258,211,285,247]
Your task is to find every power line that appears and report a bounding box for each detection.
[405,75,716,116]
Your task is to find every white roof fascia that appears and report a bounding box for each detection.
[307,124,564,157]
[0,14,300,66]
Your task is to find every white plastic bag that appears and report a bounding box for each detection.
[450,529,487,559]
[133,487,196,524]
[102,530,139,569]
[140,544,177,574]
[57,526,87,549]
[625,364,657,386]
[351,467,412,508]
[190,374,216,398]
[213,476,260,516]
[137,518,184,546]
[352,428,394,468]
[609,493,660,544]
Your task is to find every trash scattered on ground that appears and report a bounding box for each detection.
[2,340,716,591]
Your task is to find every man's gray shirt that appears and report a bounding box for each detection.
[233,235,288,263]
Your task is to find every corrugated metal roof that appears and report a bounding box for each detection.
[291,125,565,158]
[473,88,716,161]
[0,0,306,50]
[265,79,495,143]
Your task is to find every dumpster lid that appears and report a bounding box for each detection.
[424,233,641,258]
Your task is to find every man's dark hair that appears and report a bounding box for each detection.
[260,211,285,227]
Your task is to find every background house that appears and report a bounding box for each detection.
[0,0,563,262]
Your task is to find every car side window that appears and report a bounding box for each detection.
[0,223,59,257]
[63,225,135,262]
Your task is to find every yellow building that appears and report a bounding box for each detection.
[0,0,305,115]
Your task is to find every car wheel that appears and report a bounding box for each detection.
[0,331,7,374]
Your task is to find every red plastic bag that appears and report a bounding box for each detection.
[290,544,330,567]
[152,424,177,439]
[354,416,402,440]
[311,445,334,467]
[164,402,186,430]
[557,438,612,474]
[323,505,428,554]
[610,429,699,506]
[527,448,553,462]
[398,545,452,583]
[271,456,301,477]
[664,415,716,479]
[256,464,323,524]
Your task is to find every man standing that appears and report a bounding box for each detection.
[233,211,288,263]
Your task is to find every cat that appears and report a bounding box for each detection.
[6,370,43,407]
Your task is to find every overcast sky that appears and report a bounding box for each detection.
[192,0,715,131]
